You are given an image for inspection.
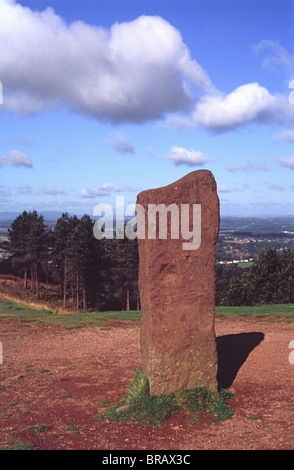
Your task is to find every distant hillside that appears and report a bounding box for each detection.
[0,211,79,222]
[220,216,294,234]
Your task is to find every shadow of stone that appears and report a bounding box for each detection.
[216,332,265,389]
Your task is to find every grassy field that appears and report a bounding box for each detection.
[0,297,140,328]
[215,303,294,319]
[0,296,294,327]
[237,262,254,269]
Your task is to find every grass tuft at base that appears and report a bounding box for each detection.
[106,369,234,427]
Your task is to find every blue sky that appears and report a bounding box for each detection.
[0,0,294,217]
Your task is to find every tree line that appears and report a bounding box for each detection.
[1,210,294,310]
[4,210,138,311]
[216,248,294,306]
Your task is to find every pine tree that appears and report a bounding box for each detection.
[53,213,79,308]
[9,211,30,288]
[223,248,294,306]
[64,214,102,311]
[8,210,46,297]
[109,236,138,311]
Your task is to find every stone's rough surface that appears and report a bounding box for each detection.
[136,170,219,396]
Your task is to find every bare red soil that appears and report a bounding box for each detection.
[0,316,294,450]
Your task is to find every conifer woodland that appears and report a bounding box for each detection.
[4,211,138,311]
[1,210,294,311]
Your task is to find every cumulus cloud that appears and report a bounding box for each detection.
[165,146,209,166]
[0,0,212,123]
[0,150,33,167]
[188,83,285,131]
[171,81,294,131]
[1,1,293,132]
[109,132,135,154]
[279,155,294,169]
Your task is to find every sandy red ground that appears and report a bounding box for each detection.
[0,316,294,450]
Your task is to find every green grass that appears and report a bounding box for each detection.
[0,297,140,328]
[0,298,51,317]
[215,303,294,319]
[106,369,179,427]
[65,425,80,435]
[1,297,294,329]
[248,413,261,421]
[4,438,37,450]
[238,262,254,269]
[106,369,234,427]
[22,424,51,433]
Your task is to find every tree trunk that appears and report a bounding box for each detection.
[36,262,40,299]
[63,259,67,309]
[30,263,35,293]
[126,286,130,311]
[24,263,27,289]
[76,271,79,311]
[45,262,49,301]
[83,286,87,312]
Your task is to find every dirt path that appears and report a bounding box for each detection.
[0,317,293,450]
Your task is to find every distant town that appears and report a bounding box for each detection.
[0,213,294,265]
[216,216,294,264]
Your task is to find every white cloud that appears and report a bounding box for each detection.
[0,150,33,167]
[218,184,251,193]
[279,155,294,169]
[217,185,231,193]
[171,82,294,131]
[165,146,209,166]
[1,1,293,133]
[252,40,293,71]
[109,132,135,154]
[80,182,135,198]
[189,83,283,131]
[0,1,212,123]
[41,187,66,195]
[80,187,114,199]
[273,129,294,142]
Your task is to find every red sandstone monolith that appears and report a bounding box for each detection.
[136,170,219,396]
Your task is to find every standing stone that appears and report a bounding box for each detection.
[136,170,219,396]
